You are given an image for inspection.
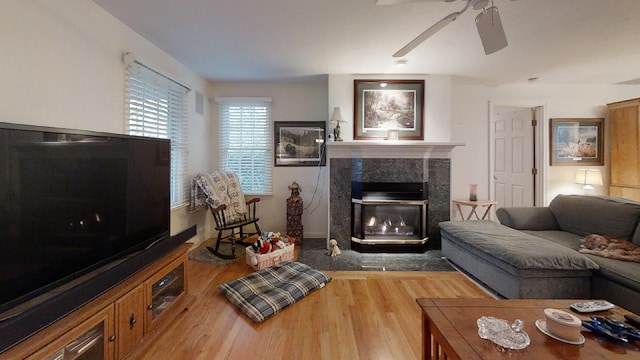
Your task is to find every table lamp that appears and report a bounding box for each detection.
[330,107,345,142]
[575,169,603,191]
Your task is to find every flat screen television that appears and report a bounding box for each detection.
[0,122,171,316]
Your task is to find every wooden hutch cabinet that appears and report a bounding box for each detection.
[608,98,640,201]
[2,243,192,360]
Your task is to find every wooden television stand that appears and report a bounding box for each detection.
[1,242,194,360]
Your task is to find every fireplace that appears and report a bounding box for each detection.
[327,141,463,253]
[351,182,428,253]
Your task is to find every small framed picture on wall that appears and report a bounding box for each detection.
[549,118,604,166]
[274,121,326,166]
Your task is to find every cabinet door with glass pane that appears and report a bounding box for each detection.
[26,305,115,360]
[144,254,188,332]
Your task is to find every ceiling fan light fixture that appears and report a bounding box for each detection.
[475,6,508,55]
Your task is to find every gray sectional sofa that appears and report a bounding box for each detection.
[440,195,640,314]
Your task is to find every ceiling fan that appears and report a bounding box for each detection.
[382,0,511,57]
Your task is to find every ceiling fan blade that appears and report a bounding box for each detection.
[393,11,459,57]
[475,6,508,54]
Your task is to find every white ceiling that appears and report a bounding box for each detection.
[92,0,640,85]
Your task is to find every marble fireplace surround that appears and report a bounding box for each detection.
[327,141,464,251]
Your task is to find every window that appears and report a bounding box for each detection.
[216,98,273,195]
[125,60,190,209]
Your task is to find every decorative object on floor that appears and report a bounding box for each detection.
[579,234,640,262]
[328,238,341,257]
[477,316,530,350]
[191,172,261,259]
[274,121,326,166]
[286,181,303,244]
[468,183,478,201]
[353,79,424,140]
[550,118,604,166]
[575,168,603,192]
[330,106,345,142]
[245,232,295,270]
[188,238,248,266]
[218,261,331,322]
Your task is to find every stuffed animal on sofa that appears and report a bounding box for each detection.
[328,238,341,257]
[579,234,640,262]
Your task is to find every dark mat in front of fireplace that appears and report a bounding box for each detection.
[297,239,454,271]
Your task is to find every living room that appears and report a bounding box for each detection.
[2,0,640,358]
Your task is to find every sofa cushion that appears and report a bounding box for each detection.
[549,195,640,239]
[439,220,599,271]
[584,255,640,292]
[522,230,582,250]
[496,207,559,230]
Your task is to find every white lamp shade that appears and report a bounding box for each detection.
[331,107,343,123]
[575,169,603,186]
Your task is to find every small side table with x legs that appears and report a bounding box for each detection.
[452,199,498,221]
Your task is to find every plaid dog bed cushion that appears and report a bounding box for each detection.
[218,261,331,322]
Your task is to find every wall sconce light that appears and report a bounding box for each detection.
[575,169,603,191]
[330,107,346,142]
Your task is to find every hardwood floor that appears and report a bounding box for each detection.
[135,245,491,359]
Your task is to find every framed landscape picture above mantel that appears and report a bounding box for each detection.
[550,118,604,166]
[354,79,424,140]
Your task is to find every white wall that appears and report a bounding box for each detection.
[452,84,640,206]
[210,81,329,238]
[0,0,211,241]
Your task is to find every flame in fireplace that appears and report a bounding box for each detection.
[368,216,377,226]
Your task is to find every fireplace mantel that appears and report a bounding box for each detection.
[326,141,464,159]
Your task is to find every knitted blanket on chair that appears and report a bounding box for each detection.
[191,171,247,223]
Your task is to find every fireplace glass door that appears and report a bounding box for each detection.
[352,200,427,243]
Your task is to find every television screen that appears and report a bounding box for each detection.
[0,123,170,314]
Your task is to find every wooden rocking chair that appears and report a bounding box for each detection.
[191,171,262,259]
[206,197,261,259]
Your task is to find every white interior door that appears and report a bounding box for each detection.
[492,106,538,207]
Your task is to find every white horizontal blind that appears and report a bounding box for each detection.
[217,98,273,195]
[125,61,189,209]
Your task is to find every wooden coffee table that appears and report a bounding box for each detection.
[417,298,640,359]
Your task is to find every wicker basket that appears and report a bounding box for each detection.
[245,244,294,271]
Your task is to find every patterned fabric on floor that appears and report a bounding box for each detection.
[218,261,331,322]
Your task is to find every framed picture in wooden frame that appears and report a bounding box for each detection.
[550,118,604,166]
[274,121,326,166]
[353,79,424,140]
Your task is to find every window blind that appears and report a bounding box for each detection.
[125,60,189,209]
[217,98,273,195]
